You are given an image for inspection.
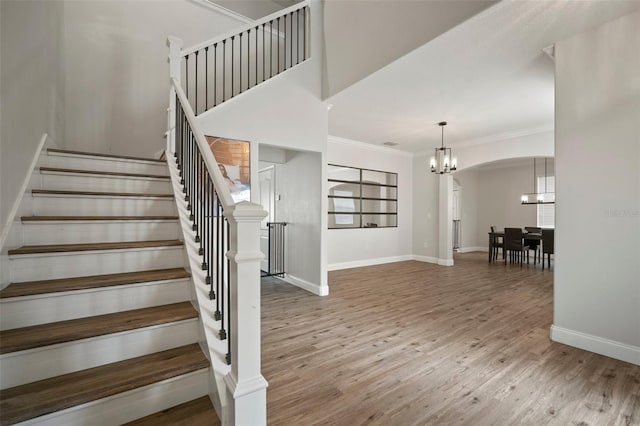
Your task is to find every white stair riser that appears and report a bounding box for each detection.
[32,195,177,216]
[15,369,209,426]
[0,319,199,389]
[41,154,169,176]
[10,247,185,283]
[0,279,192,330]
[23,221,180,245]
[37,172,172,194]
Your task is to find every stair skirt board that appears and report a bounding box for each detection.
[0,319,199,389]
[11,369,209,426]
[37,171,173,194]
[31,193,177,216]
[9,246,185,283]
[22,220,180,245]
[0,278,191,330]
[41,152,169,176]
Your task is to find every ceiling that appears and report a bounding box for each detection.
[327,0,640,153]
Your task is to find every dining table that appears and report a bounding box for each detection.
[488,230,542,262]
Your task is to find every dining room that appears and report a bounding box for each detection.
[452,156,555,268]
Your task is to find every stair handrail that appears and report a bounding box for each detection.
[170,77,235,209]
[181,0,309,57]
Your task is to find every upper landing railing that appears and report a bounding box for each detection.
[171,1,310,116]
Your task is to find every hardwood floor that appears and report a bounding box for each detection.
[262,252,640,425]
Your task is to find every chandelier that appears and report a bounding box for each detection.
[521,157,555,205]
[430,122,457,174]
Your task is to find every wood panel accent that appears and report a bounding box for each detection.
[0,344,208,425]
[0,302,197,354]
[123,396,220,426]
[0,268,190,298]
[8,240,183,255]
[262,252,640,425]
[39,167,170,180]
[21,215,179,222]
[47,148,165,163]
[32,189,174,198]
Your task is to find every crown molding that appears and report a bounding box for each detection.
[328,135,414,158]
[189,0,254,25]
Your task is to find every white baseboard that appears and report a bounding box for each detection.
[550,325,640,366]
[282,274,329,296]
[457,246,488,253]
[327,255,413,271]
[412,255,454,267]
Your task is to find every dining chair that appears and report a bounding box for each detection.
[490,226,504,262]
[525,226,542,264]
[542,229,554,269]
[504,227,529,266]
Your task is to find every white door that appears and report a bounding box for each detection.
[259,166,276,273]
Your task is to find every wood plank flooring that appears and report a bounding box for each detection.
[0,302,197,354]
[262,252,640,425]
[8,239,183,255]
[0,268,190,298]
[123,396,220,426]
[0,344,208,425]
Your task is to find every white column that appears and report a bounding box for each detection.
[438,174,454,266]
[223,201,269,426]
[166,36,183,155]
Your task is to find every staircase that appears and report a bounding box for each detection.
[0,149,220,425]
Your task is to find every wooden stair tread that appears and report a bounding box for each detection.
[47,148,165,163]
[40,167,170,180]
[21,215,179,222]
[0,268,190,299]
[8,240,183,255]
[32,189,174,198]
[0,344,208,425]
[123,396,220,426]
[0,302,197,354]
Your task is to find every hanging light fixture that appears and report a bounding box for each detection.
[521,157,555,205]
[430,121,457,174]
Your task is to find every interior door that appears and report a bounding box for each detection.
[259,166,276,273]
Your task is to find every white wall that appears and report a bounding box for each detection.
[552,10,640,365]
[199,0,328,291]
[62,0,244,158]
[412,154,440,260]
[260,149,324,294]
[327,137,413,270]
[1,0,65,238]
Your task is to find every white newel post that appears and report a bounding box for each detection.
[224,202,269,426]
[167,36,183,155]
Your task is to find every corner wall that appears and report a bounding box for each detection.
[553,10,640,365]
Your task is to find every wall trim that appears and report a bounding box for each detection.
[282,274,329,296]
[457,246,488,253]
[412,255,454,266]
[189,0,254,24]
[328,255,413,271]
[550,325,640,366]
[438,258,454,266]
[0,133,48,252]
[328,135,414,158]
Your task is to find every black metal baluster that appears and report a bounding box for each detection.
[190,135,195,221]
[194,152,201,243]
[290,12,294,69]
[277,17,280,74]
[202,164,208,268]
[247,29,250,90]
[185,55,189,100]
[215,197,222,320]
[184,128,190,203]
[219,208,227,340]
[205,46,209,111]
[262,24,266,82]
[226,218,231,365]
[195,50,199,114]
[255,26,259,87]
[239,33,243,94]
[208,179,215,299]
[214,43,218,106]
[231,36,235,98]
[222,40,226,102]
[303,7,306,60]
